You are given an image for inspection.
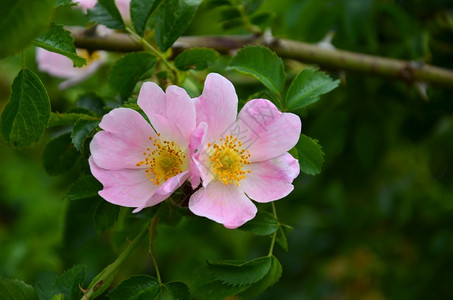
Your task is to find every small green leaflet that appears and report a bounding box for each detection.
[230,46,285,95]
[164,282,190,300]
[206,256,272,286]
[51,265,86,300]
[33,23,86,67]
[65,175,102,201]
[108,275,161,299]
[108,52,157,100]
[286,68,339,110]
[296,134,325,175]
[87,0,125,30]
[193,256,282,300]
[71,118,100,152]
[174,48,219,71]
[0,278,38,300]
[239,211,279,236]
[130,0,162,37]
[154,0,202,51]
[1,69,50,147]
[238,256,282,298]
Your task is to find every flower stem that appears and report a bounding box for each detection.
[268,202,278,257]
[149,216,162,285]
[81,220,150,300]
[125,27,179,82]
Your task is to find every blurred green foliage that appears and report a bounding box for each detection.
[1,0,453,299]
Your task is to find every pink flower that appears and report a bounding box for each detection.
[89,82,196,212]
[36,48,107,89]
[189,73,301,229]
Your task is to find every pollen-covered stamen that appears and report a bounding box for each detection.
[136,134,186,185]
[208,135,251,186]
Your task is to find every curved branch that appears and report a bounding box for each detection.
[69,27,453,89]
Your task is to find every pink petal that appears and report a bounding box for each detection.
[236,99,301,162]
[77,0,97,10]
[36,48,80,78]
[188,181,257,229]
[155,171,189,196]
[89,157,159,209]
[115,0,131,21]
[194,73,238,142]
[240,153,300,203]
[138,82,195,148]
[90,108,156,170]
[189,122,209,188]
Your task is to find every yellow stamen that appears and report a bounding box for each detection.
[136,135,185,185]
[208,135,251,186]
[76,49,102,66]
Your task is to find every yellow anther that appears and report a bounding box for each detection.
[136,134,185,185]
[208,135,251,186]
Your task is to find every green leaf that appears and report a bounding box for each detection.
[71,119,100,152]
[239,256,282,298]
[94,201,120,234]
[276,224,293,251]
[130,0,162,36]
[43,133,79,176]
[239,211,279,236]
[174,48,219,71]
[76,93,105,116]
[193,279,248,300]
[56,0,76,7]
[0,278,38,300]
[51,294,65,300]
[1,69,50,147]
[109,52,157,100]
[296,134,325,175]
[230,46,285,94]
[108,275,161,300]
[65,175,102,201]
[164,282,190,300]
[286,68,339,110]
[0,0,53,58]
[87,0,125,30]
[51,265,86,300]
[207,256,272,286]
[33,23,86,67]
[154,0,202,51]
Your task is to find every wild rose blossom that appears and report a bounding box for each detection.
[189,73,301,229]
[89,82,196,212]
[36,48,107,90]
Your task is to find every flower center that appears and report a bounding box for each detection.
[76,49,101,66]
[208,135,251,186]
[137,134,186,185]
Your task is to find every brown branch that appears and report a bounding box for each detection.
[70,27,453,89]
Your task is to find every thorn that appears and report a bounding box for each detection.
[79,284,88,294]
[317,30,336,50]
[415,81,429,102]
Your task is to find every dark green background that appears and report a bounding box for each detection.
[1,0,452,299]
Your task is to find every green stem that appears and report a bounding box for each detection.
[268,202,278,256]
[81,220,150,300]
[125,27,179,82]
[149,216,162,285]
